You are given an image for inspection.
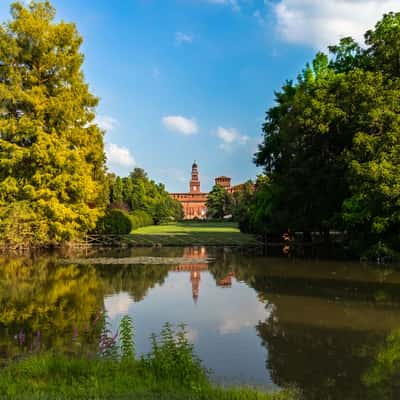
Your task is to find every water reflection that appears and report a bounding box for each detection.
[0,248,400,398]
[172,247,209,303]
[0,256,104,358]
[363,329,400,399]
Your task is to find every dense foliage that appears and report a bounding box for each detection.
[106,168,183,226]
[95,209,132,235]
[231,181,255,228]
[246,13,400,255]
[206,184,233,220]
[0,1,106,248]
[130,209,154,230]
[206,181,254,223]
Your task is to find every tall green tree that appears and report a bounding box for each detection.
[252,12,400,254]
[206,184,232,220]
[365,12,400,77]
[231,180,254,228]
[0,1,106,247]
[105,168,183,224]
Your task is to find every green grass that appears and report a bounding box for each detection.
[134,222,240,234]
[0,354,297,400]
[131,222,261,247]
[0,320,298,400]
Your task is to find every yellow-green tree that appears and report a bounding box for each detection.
[0,1,106,247]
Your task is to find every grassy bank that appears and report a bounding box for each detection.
[131,222,261,247]
[0,317,297,400]
[0,355,296,400]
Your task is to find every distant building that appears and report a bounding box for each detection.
[170,162,208,219]
[215,176,231,190]
[170,162,251,220]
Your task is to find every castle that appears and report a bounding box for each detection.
[170,161,243,220]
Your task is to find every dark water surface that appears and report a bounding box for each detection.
[0,247,399,399]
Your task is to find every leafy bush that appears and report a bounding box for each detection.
[142,322,208,388]
[130,210,154,230]
[95,209,133,234]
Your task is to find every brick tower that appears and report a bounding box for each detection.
[190,161,201,193]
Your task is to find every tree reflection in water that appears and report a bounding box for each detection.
[363,329,400,400]
[0,256,171,359]
[209,252,400,400]
[0,257,104,359]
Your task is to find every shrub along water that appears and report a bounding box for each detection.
[95,209,133,235]
[0,316,298,400]
[130,210,154,231]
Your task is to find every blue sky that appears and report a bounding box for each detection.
[1,0,399,192]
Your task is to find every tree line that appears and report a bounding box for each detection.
[97,168,183,234]
[239,12,400,257]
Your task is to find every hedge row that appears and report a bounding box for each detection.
[95,209,153,235]
[129,210,153,230]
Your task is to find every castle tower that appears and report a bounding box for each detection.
[190,270,201,304]
[190,161,201,193]
[215,176,231,190]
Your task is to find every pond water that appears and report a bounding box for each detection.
[0,246,399,399]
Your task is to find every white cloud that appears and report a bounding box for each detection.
[162,115,199,135]
[217,127,249,151]
[274,0,400,49]
[175,32,193,45]
[95,115,119,132]
[218,300,273,335]
[106,143,136,168]
[104,292,133,319]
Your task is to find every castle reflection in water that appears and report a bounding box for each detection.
[172,247,235,303]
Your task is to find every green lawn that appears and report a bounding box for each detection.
[131,222,261,247]
[134,221,240,234]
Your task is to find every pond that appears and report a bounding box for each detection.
[0,246,399,399]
